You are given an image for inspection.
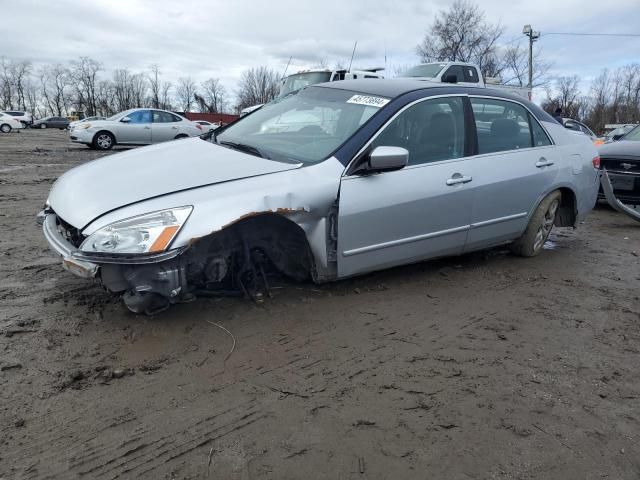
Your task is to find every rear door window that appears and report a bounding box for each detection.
[463,67,479,83]
[153,111,178,123]
[471,98,534,154]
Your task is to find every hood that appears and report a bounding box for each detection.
[598,140,640,159]
[48,138,301,228]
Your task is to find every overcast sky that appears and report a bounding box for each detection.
[3,0,640,103]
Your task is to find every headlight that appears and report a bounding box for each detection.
[80,206,192,254]
[78,123,91,129]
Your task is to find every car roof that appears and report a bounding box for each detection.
[314,78,526,103]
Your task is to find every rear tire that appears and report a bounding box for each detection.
[93,131,115,150]
[510,190,562,257]
[0,124,11,133]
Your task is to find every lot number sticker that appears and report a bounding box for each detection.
[347,95,390,108]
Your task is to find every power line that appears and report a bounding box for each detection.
[543,32,640,37]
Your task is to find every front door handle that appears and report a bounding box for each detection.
[536,157,554,168]
[446,174,473,186]
[143,126,151,130]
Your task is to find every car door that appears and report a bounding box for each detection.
[151,110,180,143]
[117,110,152,144]
[337,95,475,278]
[463,96,559,251]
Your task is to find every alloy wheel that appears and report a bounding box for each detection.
[533,199,559,251]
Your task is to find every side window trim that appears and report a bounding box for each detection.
[345,93,469,176]
[469,95,555,150]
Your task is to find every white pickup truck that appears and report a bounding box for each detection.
[398,62,532,101]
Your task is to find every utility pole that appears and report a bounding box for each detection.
[522,25,540,89]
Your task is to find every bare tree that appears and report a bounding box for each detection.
[70,57,102,115]
[39,64,71,116]
[501,44,551,87]
[0,57,13,109]
[235,66,280,112]
[200,78,227,113]
[542,76,584,119]
[148,64,161,109]
[416,0,504,77]
[176,76,197,112]
[160,81,173,110]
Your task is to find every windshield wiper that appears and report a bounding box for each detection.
[219,141,271,159]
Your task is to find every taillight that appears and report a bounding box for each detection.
[592,156,601,169]
[195,124,203,131]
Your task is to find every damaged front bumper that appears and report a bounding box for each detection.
[41,213,99,278]
[41,211,187,278]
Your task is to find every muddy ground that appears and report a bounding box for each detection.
[0,128,639,479]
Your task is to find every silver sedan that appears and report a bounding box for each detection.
[42,80,600,314]
[69,108,203,150]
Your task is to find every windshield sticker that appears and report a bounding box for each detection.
[347,95,390,108]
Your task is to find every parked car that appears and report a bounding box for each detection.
[69,108,203,150]
[67,116,105,130]
[32,116,70,129]
[561,118,598,141]
[598,125,640,205]
[2,110,33,127]
[40,80,600,314]
[194,120,220,132]
[0,112,25,133]
[603,124,637,142]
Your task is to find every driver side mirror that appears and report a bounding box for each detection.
[120,116,131,123]
[366,146,409,172]
[612,134,624,141]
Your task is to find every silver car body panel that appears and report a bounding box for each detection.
[49,138,302,229]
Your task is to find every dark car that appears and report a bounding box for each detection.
[598,125,640,205]
[31,116,70,130]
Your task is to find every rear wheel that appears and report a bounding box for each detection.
[93,131,115,150]
[0,124,11,133]
[510,190,561,257]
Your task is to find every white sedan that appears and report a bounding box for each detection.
[69,108,204,150]
[0,112,25,133]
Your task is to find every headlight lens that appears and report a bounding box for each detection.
[80,206,192,254]
[78,123,91,129]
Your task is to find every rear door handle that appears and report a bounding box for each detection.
[143,126,151,130]
[171,126,178,130]
[536,157,554,168]
[446,174,473,186]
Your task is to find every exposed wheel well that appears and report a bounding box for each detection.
[185,213,315,285]
[554,187,577,227]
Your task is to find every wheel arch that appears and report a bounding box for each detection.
[530,185,577,228]
[184,212,320,283]
[92,129,117,145]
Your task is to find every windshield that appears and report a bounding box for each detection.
[622,125,640,141]
[217,86,387,164]
[278,72,332,98]
[399,64,446,78]
[107,110,131,121]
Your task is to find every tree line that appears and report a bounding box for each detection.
[0,56,280,118]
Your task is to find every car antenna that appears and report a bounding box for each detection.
[281,56,292,80]
[348,41,357,73]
